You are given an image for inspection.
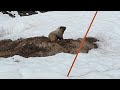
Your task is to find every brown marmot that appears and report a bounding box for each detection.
[48,26,66,42]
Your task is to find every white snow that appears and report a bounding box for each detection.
[0,11,120,79]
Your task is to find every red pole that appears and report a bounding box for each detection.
[67,11,98,77]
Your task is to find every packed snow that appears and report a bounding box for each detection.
[0,11,120,79]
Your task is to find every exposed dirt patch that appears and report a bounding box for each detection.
[0,36,99,58]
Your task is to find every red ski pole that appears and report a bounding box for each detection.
[67,11,98,77]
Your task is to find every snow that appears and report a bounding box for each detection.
[0,12,12,22]
[0,11,120,79]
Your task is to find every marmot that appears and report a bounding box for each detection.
[48,26,66,42]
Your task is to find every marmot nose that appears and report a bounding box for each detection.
[64,27,66,30]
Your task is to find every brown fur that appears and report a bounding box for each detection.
[48,26,66,42]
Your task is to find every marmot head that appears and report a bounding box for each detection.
[59,26,66,32]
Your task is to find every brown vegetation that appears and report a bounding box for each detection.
[0,36,99,58]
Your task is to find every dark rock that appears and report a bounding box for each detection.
[0,11,48,18]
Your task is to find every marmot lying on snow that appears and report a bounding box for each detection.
[48,26,66,42]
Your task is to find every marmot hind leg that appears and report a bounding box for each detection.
[48,34,58,42]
